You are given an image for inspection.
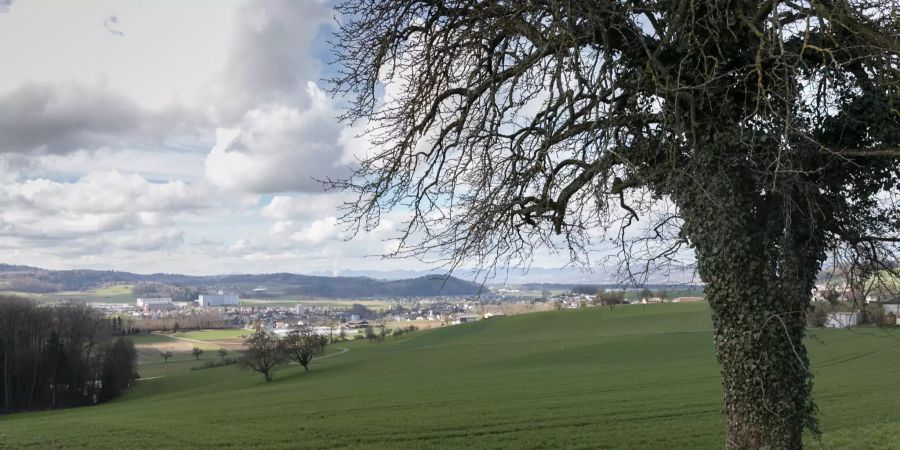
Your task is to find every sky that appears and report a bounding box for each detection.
[0,0,681,281]
[0,0,435,275]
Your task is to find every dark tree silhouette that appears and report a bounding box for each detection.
[0,297,137,412]
[160,351,173,364]
[281,327,327,371]
[241,330,283,382]
[191,347,204,361]
[329,1,900,447]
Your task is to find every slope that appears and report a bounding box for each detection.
[1,303,899,449]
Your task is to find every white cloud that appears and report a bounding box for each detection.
[261,193,348,221]
[0,0,238,110]
[216,0,331,118]
[204,83,351,193]
[0,171,206,239]
[0,0,445,275]
[289,216,342,244]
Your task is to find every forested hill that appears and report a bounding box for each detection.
[0,264,487,298]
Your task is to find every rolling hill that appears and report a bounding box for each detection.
[0,264,487,298]
[1,303,899,448]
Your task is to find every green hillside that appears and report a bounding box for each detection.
[2,303,899,449]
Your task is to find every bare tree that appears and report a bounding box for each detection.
[330,1,900,447]
[218,348,228,364]
[161,351,172,364]
[281,327,327,371]
[191,347,204,361]
[241,329,283,382]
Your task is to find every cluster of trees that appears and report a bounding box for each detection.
[4,276,64,293]
[0,296,138,412]
[391,325,419,338]
[131,282,199,302]
[363,325,386,342]
[593,289,627,307]
[242,327,327,381]
[124,312,225,333]
[347,303,379,320]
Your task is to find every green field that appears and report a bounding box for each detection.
[174,329,249,341]
[0,284,137,304]
[1,303,899,449]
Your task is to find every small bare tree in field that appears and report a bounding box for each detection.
[241,330,283,382]
[281,326,327,372]
[160,351,172,364]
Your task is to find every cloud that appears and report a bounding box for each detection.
[0,82,200,154]
[103,15,124,37]
[0,171,207,239]
[204,82,351,193]
[202,0,356,196]
[114,229,184,252]
[289,216,342,244]
[0,0,13,13]
[261,193,348,221]
[218,0,331,117]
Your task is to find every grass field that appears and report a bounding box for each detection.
[0,284,137,305]
[1,303,899,449]
[128,330,248,365]
[173,329,249,341]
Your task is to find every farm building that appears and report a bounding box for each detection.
[824,312,861,328]
[345,320,369,329]
[453,314,480,324]
[672,297,704,303]
[882,301,900,317]
[136,297,173,312]
[198,291,240,307]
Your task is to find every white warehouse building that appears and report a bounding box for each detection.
[198,291,240,307]
[136,297,173,312]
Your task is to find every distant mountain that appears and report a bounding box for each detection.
[0,265,487,298]
[338,266,697,285]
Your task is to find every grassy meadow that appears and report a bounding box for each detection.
[1,303,899,449]
[0,284,137,305]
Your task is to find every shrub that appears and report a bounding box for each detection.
[191,357,239,371]
[807,304,827,327]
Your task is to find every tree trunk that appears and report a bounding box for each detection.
[706,279,814,449]
[680,174,823,449]
[2,350,10,410]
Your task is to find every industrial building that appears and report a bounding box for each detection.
[198,291,240,307]
[136,297,173,312]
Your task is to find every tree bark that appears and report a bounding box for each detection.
[680,173,823,449]
[706,277,814,449]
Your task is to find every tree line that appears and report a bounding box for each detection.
[0,296,138,413]
[131,281,200,302]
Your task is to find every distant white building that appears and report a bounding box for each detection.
[824,312,861,328]
[295,304,306,315]
[453,314,480,324]
[882,302,900,316]
[198,291,239,307]
[136,297,173,312]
